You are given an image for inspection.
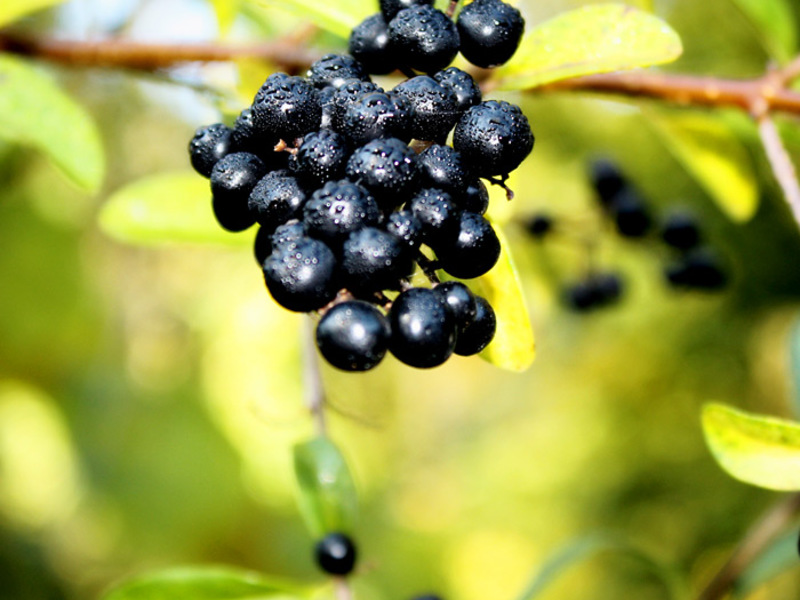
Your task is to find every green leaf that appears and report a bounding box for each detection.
[702,403,800,491]
[0,55,104,191]
[293,437,358,538]
[0,0,67,27]
[98,171,253,247]
[101,566,307,600]
[516,534,685,600]
[732,530,798,598]
[729,0,796,63]
[648,111,758,222]
[493,4,682,91]
[473,226,535,372]
[210,0,242,35]
[790,316,800,418]
[246,0,370,39]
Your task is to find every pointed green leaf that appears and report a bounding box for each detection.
[101,566,307,600]
[0,0,67,27]
[729,0,796,63]
[293,437,358,538]
[247,0,370,39]
[517,534,684,600]
[99,171,253,246]
[493,4,682,91]
[732,530,798,598]
[702,403,800,491]
[649,111,758,222]
[473,226,535,372]
[0,55,104,191]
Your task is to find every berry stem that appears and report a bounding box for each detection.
[446,0,461,18]
[334,577,354,600]
[415,252,442,285]
[302,317,328,437]
[485,175,515,201]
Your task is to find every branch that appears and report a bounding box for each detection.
[757,115,800,224]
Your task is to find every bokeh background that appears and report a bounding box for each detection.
[3,0,800,599]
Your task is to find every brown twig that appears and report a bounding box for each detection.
[757,115,800,224]
[697,492,800,600]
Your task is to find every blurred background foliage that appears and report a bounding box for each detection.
[2,0,800,599]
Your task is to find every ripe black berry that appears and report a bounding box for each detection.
[291,130,350,188]
[247,170,306,231]
[271,220,306,250]
[665,248,727,290]
[392,76,459,142]
[210,152,267,232]
[417,144,471,196]
[661,210,701,250]
[609,189,652,237]
[341,227,414,292]
[303,180,382,249]
[307,54,368,89]
[389,287,456,368]
[316,301,391,371]
[189,123,232,178]
[385,209,424,250]
[314,532,357,576]
[254,225,273,265]
[407,188,460,247]
[563,273,624,312]
[230,108,286,170]
[349,14,396,75]
[388,6,460,74]
[433,67,482,115]
[252,73,322,142]
[589,158,627,205]
[436,212,501,279]
[346,138,419,209]
[453,100,534,178]
[262,238,339,312]
[380,0,433,21]
[456,0,525,68]
[458,179,490,214]
[433,281,477,331]
[526,214,552,238]
[454,294,495,356]
[330,80,384,132]
[340,91,413,146]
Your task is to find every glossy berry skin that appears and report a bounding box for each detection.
[291,130,350,187]
[189,123,232,178]
[341,227,414,292]
[589,158,627,205]
[418,145,471,196]
[307,54,368,89]
[346,138,419,209]
[303,180,382,249]
[434,281,477,331]
[230,108,286,170]
[437,212,501,279]
[210,152,267,232]
[330,80,384,131]
[254,225,273,265]
[433,67,482,115]
[318,85,338,130]
[453,100,534,177]
[454,294,496,356]
[314,533,357,576]
[252,73,321,142]
[407,188,460,248]
[661,210,701,250]
[263,238,339,312]
[388,6,460,74]
[380,0,433,21]
[392,76,459,142]
[247,170,306,231]
[385,209,424,251]
[340,91,413,146]
[609,189,652,237]
[271,220,306,251]
[458,179,490,214]
[665,248,727,290]
[456,0,525,68]
[389,287,456,368]
[316,301,391,371]
[349,14,396,75]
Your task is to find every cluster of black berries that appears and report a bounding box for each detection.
[188,0,534,370]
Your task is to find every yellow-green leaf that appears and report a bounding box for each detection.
[729,0,796,63]
[0,55,104,191]
[473,226,535,372]
[493,4,682,91]
[649,112,758,222]
[0,0,67,27]
[702,403,800,491]
[102,566,307,600]
[99,171,253,247]
[247,0,370,39]
[293,437,358,538]
[210,0,242,35]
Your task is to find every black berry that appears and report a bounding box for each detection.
[407,188,460,247]
[254,225,273,265]
[388,6,460,74]
[210,152,267,232]
[389,287,456,368]
[417,144,471,196]
[392,76,459,142]
[316,301,391,371]
[307,54,369,89]
[433,281,477,331]
[385,209,424,251]
[665,248,727,290]
[271,220,306,250]
[433,67,482,115]
[330,80,384,132]
[303,180,382,249]
[247,170,306,231]
[609,189,652,237]
[340,91,413,146]
[252,73,322,142]
[346,138,419,210]
[262,238,339,312]
[314,532,357,576]
[291,130,350,188]
[661,210,702,250]
[456,0,525,68]
[454,294,496,356]
[458,179,490,214]
[589,158,627,205]
[526,214,552,238]
[189,123,232,178]
[341,227,414,293]
[349,14,396,75]
[436,212,501,279]
[380,0,433,21]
